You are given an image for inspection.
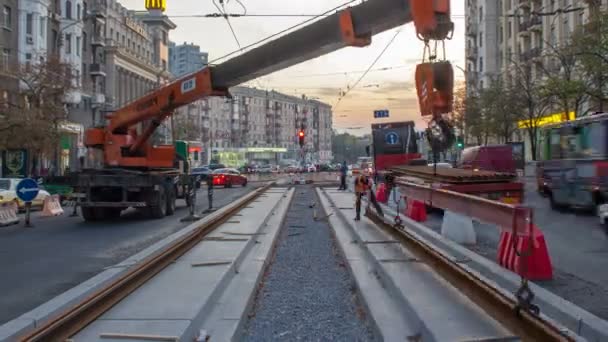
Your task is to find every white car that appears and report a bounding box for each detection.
[0,178,50,209]
[307,165,317,173]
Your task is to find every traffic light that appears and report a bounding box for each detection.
[298,130,305,147]
[456,136,464,149]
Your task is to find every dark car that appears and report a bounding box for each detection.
[191,166,211,188]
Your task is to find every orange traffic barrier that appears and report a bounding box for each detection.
[376,183,388,203]
[497,224,553,281]
[0,201,19,226]
[405,198,427,222]
[42,195,64,217]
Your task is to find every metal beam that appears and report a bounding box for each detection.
[211,0,412,88]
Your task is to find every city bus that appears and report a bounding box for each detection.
[537,112,608,212]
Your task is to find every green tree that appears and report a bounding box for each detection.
[478,77,519,143]
[331,131,369,163]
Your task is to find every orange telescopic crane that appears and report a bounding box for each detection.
[71,0,454,221]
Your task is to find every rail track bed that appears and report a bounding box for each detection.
[1,183,593,341]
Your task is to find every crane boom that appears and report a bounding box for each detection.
[87,0,452,169]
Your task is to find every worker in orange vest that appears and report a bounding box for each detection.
[354,173,370,221]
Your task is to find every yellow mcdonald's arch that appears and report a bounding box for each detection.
[145,0,166,11]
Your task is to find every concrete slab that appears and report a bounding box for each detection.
[441,210,476,244]
[72,188,290,342]
[320,188,512,341]
[316,188,420,341]
[374,201,594,341]
[198,189,295,341]
[72,319,190,342]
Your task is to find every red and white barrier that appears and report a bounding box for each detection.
[0,201,19,226]
[42,195,64,217]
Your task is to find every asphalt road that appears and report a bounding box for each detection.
[0,184,261,325]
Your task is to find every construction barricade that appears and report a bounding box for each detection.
[497,224,553,281]
[404,198,427,222]
[375,183,388,203]
[42,195,64,217]
[0,201,19,226]
[396,180,553,280]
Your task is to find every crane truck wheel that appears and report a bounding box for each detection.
[148,186,167,219]
[166,184,176,216]
[81,207,99,221]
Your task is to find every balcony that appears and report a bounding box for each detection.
[89,63,106,77]
[91,35,105,47]
[529,16,542,31]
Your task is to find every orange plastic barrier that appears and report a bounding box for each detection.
[405,198,427,222]
[376,183,388,203]
[0,201,19,226]
[497,224,553,281]
[42,195,64,217]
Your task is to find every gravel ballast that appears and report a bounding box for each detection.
[242,185,375,341]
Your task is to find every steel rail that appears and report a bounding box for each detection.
[364,208,572,341]
[20,183,274,342]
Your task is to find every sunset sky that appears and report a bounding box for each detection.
[122,0,466,135]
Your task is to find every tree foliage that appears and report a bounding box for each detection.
[0,57,76,155]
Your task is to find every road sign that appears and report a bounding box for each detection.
[373,109,389,118]
[16,178,39,202]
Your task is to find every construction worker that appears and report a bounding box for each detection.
[354,172,370,221]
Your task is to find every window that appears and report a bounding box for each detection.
[26,13,33,35]
[1,49,9,69]
[162,31,167,44]
[65,33,72,53]
[55,0,61,14]
[66,0,72,19]
[76,36,81,56]
[479,6,483,22]
[2,6,11,29]
[40,17,45,37]
[479,32,483,47]
[82,32,86,52]
[52,29,58,53]
[508,21,512,38]
[499,26,503,43]
[77,3,81,20]
[479,56,483,72]
[82,1,87,17]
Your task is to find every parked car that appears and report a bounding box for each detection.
[212,168,248,188]
[0,178,51,210]
[285,165,299,173]
[307,164,317,173]
[257,165,273,174]
[208,163,226,171]
[191,166,211,188]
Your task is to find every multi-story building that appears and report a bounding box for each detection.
[173,86,333,167]
[17,0,49,65]
[168,41,208,78]
[0,0,19,104]
[465,0,608,160]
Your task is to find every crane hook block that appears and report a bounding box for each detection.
[339,10,372,47]
[409,0,454,41]
[415,61,454,117]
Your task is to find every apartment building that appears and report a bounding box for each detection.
[173,86,333,166]
[168,41,208,78]
[0,0,19,105]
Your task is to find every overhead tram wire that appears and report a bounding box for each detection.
[333,29,402,109]
[205,0,357,65]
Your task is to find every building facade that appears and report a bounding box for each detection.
[173,86,333,167]
[0,0,19,105]
[168,41,208,78]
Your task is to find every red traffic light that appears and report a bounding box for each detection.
[298,130,305,137]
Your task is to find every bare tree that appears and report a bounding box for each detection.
[0,57,76,173]
[478,77,519,143]
[509,62,552,160]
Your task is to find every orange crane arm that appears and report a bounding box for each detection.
[107,0,453,136]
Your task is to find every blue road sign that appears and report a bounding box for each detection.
[16,178,39,202]
[373,109,390,118]
[385,132,400,145]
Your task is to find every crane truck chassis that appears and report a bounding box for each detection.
[64,0,454,221]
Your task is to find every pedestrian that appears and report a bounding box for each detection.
[354,173,370,221]
[338,161,348,190]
